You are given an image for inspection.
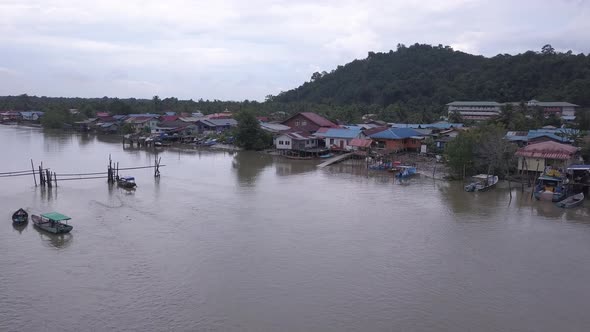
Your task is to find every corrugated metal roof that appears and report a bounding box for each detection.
[369,128,422,140]
[315,128,362,139]
[446,101,501,106]
[516,141,578,160]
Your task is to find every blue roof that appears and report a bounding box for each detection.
[316,128,362,139]
[527,130,570,143]
[369,128,422,140]
[568,165,590,171]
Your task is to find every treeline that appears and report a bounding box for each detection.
[273,43,590,122]
[2,43,590,125]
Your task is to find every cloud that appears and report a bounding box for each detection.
[0,0,589,100]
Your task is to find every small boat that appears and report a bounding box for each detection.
[464,174,499,192]
[12,208,28,225]
[319,153,334,159]
[395,166,417,178]
[533,174,568,202]
[202,139,217,146]
[32,212,73,234]
[556,193,584,208]
[117,176,137,189]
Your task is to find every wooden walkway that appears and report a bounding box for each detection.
[317,152,354,168]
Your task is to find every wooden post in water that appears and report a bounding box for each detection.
[531,162,540,199]
[31,159,37,187]
[46,169,52,187]
[39,164,44,186]
[53,172,57,187]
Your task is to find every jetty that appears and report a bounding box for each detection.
[317,152,354,168]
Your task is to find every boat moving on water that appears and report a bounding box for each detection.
[32,212,73,234]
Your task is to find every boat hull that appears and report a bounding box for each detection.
[32,215,73,234]
[556,193,584,208]
[12,208,28,225]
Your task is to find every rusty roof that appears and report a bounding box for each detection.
[516,141,578,160]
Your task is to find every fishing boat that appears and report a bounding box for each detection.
[464,174,499,192]
[534,174,568,202]
[395,165,417,178]
[202,139,217,146]
[12,208,28,225]
[32,212,73,234]
[319,153,334,159]
[117,176,137,189]
[556,193,584,208]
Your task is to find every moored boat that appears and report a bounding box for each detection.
[12,208,28,225]
[464,174,499,192]
[533,174,567,202]
[395,165,417,178]
[117,176,137,189]
[556,193,584,208]
[32,212,73,234]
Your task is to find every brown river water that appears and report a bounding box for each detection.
[1,125,590,332]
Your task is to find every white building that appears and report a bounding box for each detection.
[446,101,502,121]
[275,132,318,151]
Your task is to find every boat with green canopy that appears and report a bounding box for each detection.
[32,212,73,234]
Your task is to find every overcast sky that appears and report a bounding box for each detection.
[0,0,588,101]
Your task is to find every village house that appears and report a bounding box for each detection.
[0,111,22,122]
[125,116,159,133]
[515,141,579,173]
[195,118,238,134]
[20,111,44,122]
[274,132,318,152]
[366,127,423,153]
[315,127,366,151]
[281,112,338,134]
[98,122,119,134]
[505,127,576,146]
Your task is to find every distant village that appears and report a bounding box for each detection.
[1,99,589,185]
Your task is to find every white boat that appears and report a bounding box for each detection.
[465,174,499,192]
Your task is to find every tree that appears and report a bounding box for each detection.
[234,111,272,150]
[445,130,476,178]
[40,108,73,129]
[541,44,555,55]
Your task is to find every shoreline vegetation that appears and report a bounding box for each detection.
[1,43,589,184]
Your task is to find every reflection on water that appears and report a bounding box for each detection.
[35,228,74,249]
[12,222,27,234]
[274,158,318,176]
[232,151,274,186]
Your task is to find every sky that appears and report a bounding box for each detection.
[0,0,589,101]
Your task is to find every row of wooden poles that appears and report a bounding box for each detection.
[0,156,164,187]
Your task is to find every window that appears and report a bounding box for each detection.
[302,120,307,126]
[286,141,290,145]
[330,139,334,144]
[278,140,283,145]
[295,120,301,126]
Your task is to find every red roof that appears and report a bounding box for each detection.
[96,112,110,118]
[161,115,179,122]
[299,112,338,128]
[516,141,578,160]
[362,126,389,136]
[256,116,269,122]
[350,138,373,148]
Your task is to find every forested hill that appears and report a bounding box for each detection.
[274,43,590,110]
